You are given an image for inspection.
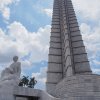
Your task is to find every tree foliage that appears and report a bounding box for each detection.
[19,76,37,88]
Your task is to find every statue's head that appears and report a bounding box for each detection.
[13,56,18,62]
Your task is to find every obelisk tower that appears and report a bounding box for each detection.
[46,0,92,96]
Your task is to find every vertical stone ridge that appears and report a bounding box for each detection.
[59,0,74,76]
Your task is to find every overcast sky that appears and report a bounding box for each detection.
[0,0,100,90]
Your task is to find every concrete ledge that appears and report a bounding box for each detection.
[14,86,41,97]
[0,86,61,100]
[55,74,100,99]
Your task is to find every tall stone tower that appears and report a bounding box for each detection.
[46,0,100,99]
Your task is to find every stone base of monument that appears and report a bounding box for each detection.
[0,86,15,100]
[0,86,61,100]
[1,74,100,100]
[55,74,100,100]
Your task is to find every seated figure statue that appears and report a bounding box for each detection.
[0,56,21,86]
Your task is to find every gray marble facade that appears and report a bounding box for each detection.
[47,0,92,95]
[46,0,100,99]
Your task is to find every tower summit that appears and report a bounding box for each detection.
[47,0,92,96]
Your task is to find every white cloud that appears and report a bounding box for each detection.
[71,0,100,73]
[92,69,100,74]
[0,21,51,66]
[32,67,47,89]
[42,8,52,17]
[72,0,100,21]
[0,0,20,20]
[93,60,100,66]
[80,23,100,71]
[21,60,32,68]
[80,23,100,42]
[2,7,10,20]
[80,23,100,53]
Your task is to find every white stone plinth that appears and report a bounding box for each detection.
[0,86,61,100]
[0,86,15,100]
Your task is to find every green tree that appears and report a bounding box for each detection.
[28,77,37,88]
[19,76,37,88]
[19,76,29,87]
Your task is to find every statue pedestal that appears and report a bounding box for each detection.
[0,86,61,100]
[0,86,15,100]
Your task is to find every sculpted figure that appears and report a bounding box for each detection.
[0,56,21,86]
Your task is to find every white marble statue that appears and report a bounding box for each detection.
[0,56,21,86]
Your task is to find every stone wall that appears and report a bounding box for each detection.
[0,86,61,100]
[55,74,100,100]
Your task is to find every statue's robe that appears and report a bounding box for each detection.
[0,62,21,86]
